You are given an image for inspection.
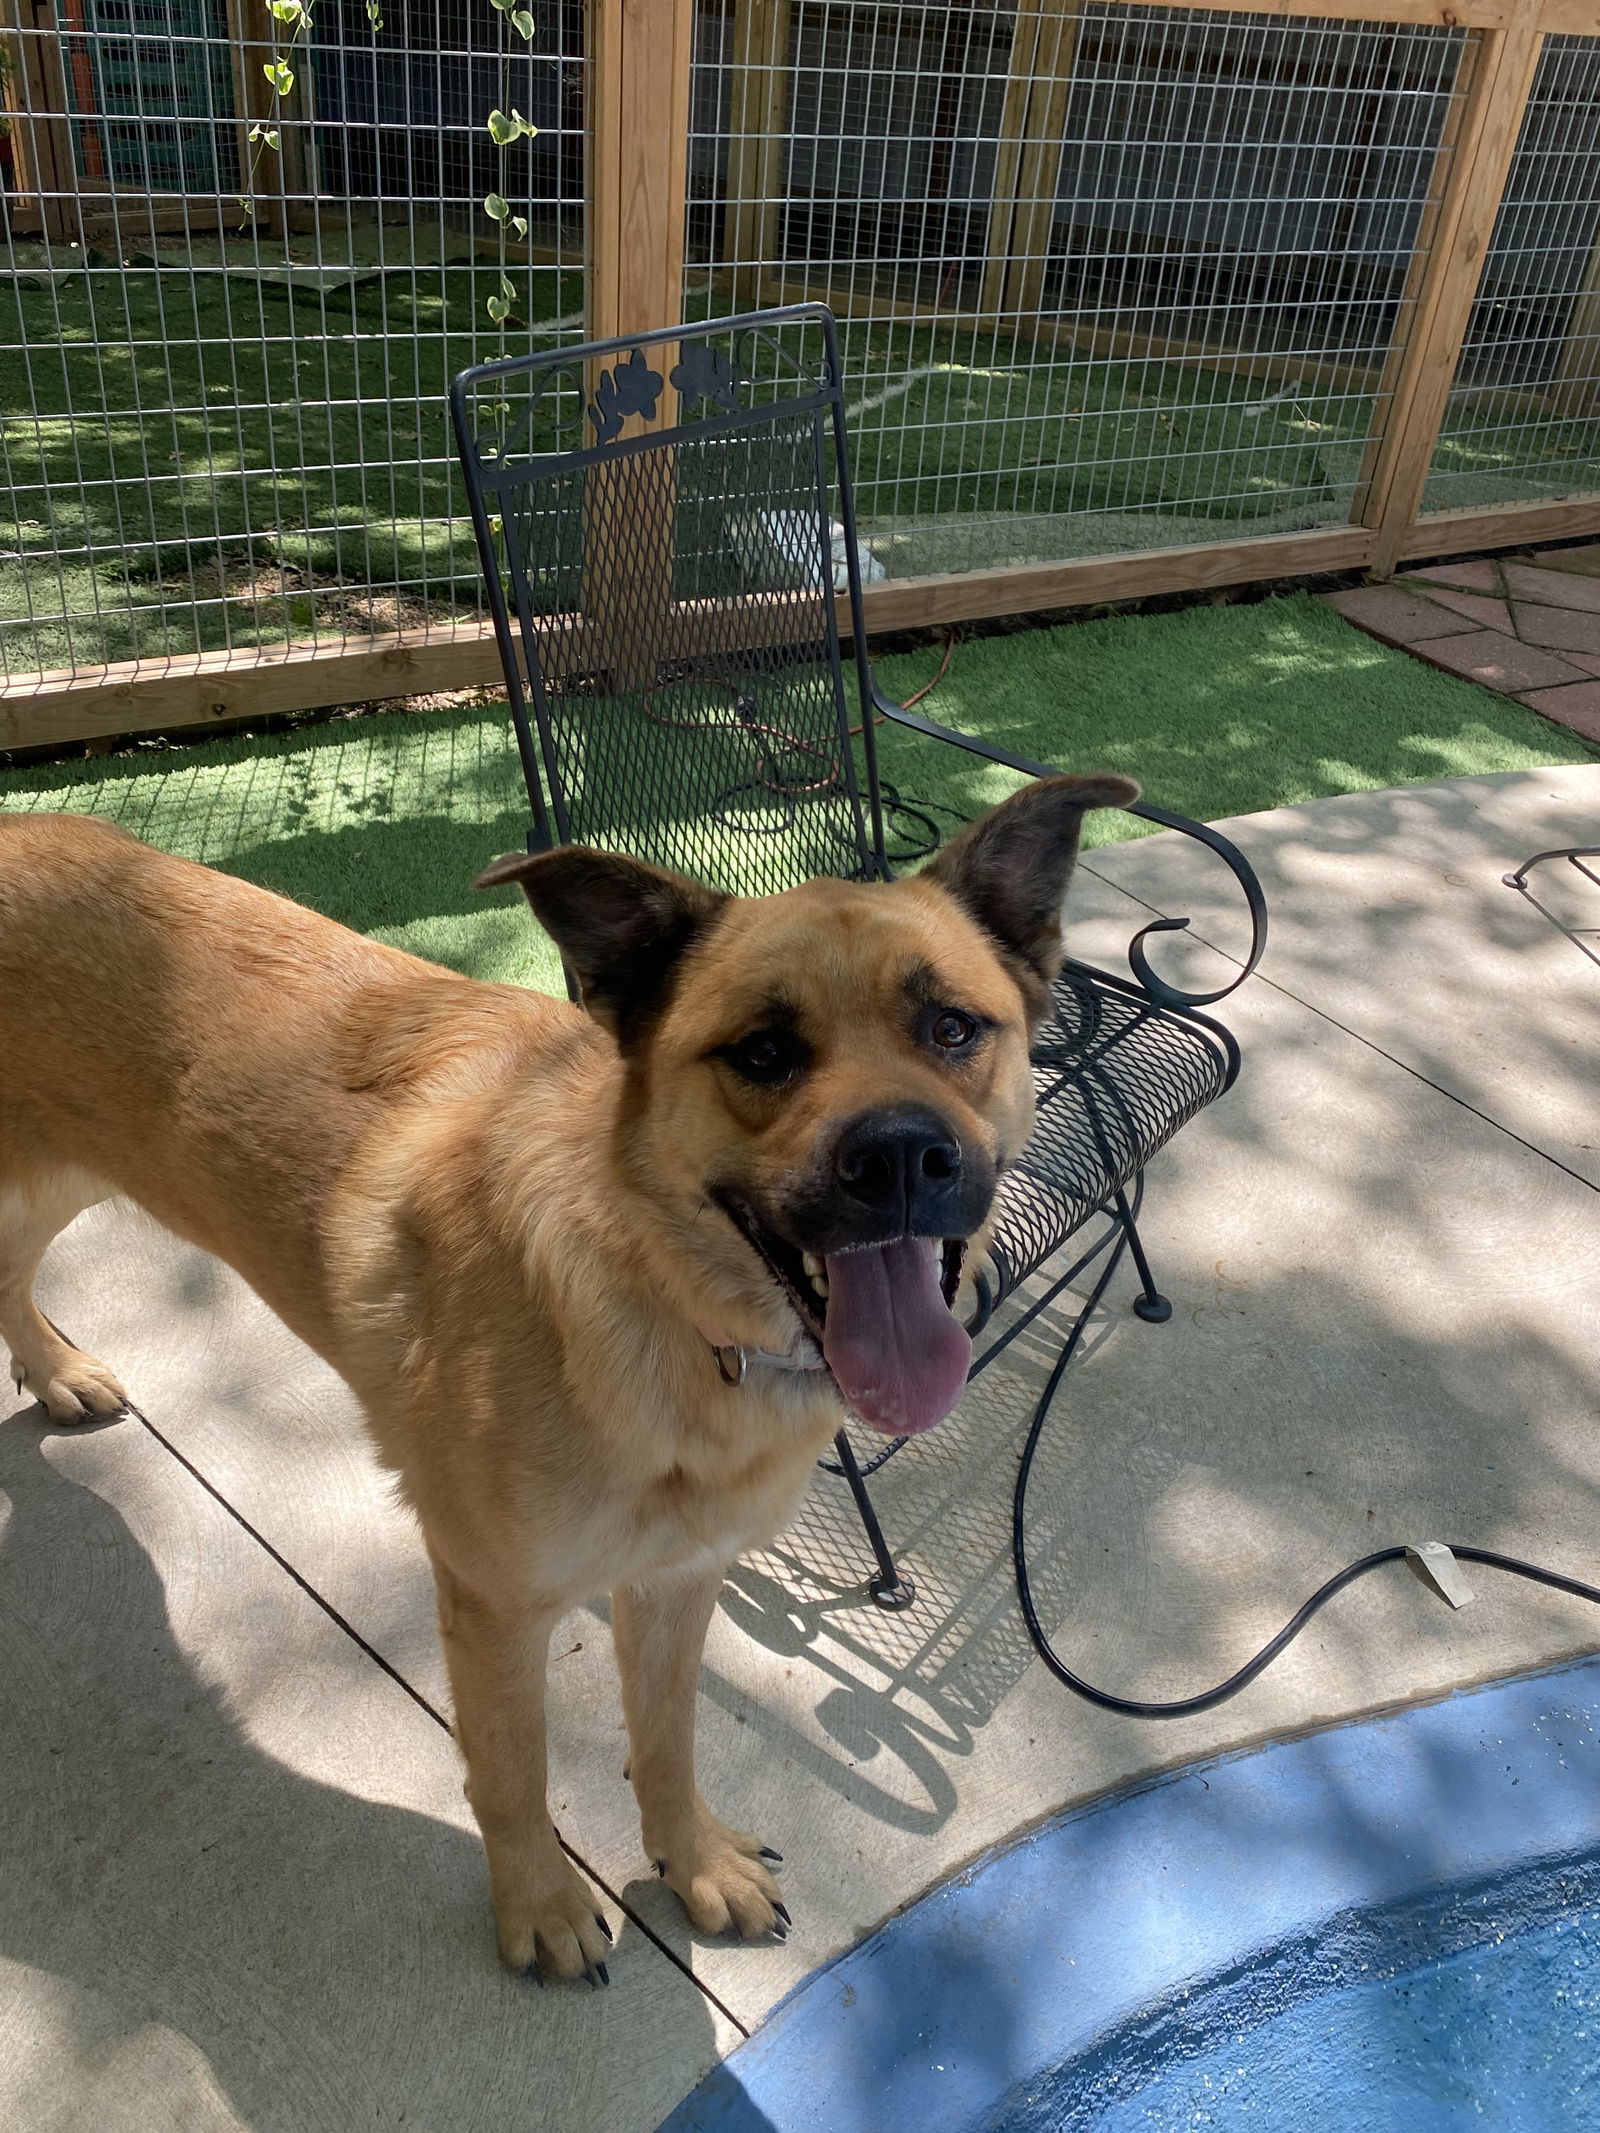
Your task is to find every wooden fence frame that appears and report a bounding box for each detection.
[3,0,1600,752]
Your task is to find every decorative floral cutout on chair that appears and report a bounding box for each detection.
[670,341,743,413]
[587,348,664,442]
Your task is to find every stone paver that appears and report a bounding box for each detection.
[1321,584,1477,645]
[1335,546,1600,743]
[1413,627,1587,693]
[1512,602,1600,655]
[1519,682,1600,743]
[1411,584,1513,632]
[7,776,1600,2089]
[1398,559,1501,594]
[1502,560,1600,614]
[1536,543,1600,578]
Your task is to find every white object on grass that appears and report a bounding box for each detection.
[731,511,887,592]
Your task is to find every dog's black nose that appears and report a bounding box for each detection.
[833,1106,964,1231]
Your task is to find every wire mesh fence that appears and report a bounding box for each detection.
[1424,32,1600,517]
[0,0,584,680]
[690,4,1492,582]
[0,1,1598,707]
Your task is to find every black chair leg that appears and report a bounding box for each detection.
[833,1429,917,1610]
[1115,1183,1172,1323]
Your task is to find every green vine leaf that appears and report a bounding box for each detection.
[510,215,528,239]
[510,9,535,36]
[263,59,295,95]
[484,191,509,222]
[486,106,537,144]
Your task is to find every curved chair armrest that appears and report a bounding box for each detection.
[873,690,1268,1009]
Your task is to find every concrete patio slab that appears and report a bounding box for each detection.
[0,1400,734,2133]
[12,782,1600,2061]
[1084,766,1600,1187]
[1,767,1595,2133]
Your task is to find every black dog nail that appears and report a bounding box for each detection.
[595,1912,614,1943]
[773,1901,791,1927]
[758,1848,783,1863]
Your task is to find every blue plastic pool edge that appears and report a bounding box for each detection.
[656,1651,1600,2133]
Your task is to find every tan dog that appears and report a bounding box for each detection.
[0,772,1134,1981]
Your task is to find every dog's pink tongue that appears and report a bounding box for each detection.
[821,1237,971,1436]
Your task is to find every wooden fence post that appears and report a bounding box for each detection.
[585,0,696,688]
[979,0,1084,323]
[588,0,696,343]
[5,0,74,243]
[723,0,793,311]
[1358,17,1546,578]
[1551,223,1600,421]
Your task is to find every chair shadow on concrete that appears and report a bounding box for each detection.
[0,1410,718,2133]
[693,949,1600,1847]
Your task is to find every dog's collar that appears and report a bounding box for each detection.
[697,1326,829,1387]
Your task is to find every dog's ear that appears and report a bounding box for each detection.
[475,846,727,1047]
[923,773,1139,1004]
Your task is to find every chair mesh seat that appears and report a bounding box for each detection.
[984,966,1232,1304]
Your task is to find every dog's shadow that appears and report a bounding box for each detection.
[0,1411,718,2129]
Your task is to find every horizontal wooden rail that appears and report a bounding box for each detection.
[1103,0,1596,34]
[1399,498,1600,560]
[10,495,1599,756]
[844,527,1379,633]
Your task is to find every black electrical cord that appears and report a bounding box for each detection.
[1012,1239,1600,1720]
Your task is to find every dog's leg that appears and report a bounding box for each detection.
[0,1170,127,1423]
[428,1551,613,1981]
[614,1567,785,1938]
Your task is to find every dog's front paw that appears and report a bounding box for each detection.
[9,1342,128,1424]
[651,1806,789,1940]
[492,1855,614,1985]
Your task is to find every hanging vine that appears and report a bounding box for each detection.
[242,0,541,333]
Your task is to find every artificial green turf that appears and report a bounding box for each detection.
[1,590,1592,999]
[9,246,1597,673]
[0,272,1330,671]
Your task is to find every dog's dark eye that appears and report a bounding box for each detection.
[720,1029,802,1085]
[930,1010,978,1050]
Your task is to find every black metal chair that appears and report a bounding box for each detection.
[450,305,1266,1609]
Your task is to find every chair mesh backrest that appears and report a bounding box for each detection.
[451,307,887,895]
